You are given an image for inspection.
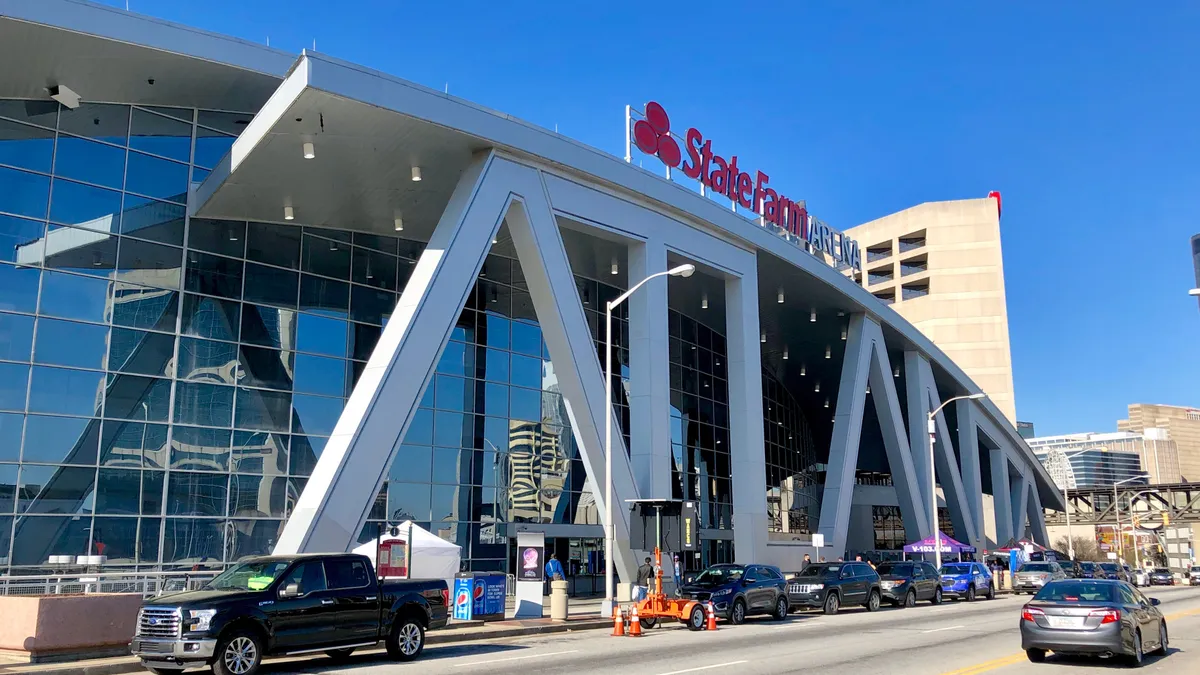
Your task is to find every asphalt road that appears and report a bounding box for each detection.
[255,585,1200,675]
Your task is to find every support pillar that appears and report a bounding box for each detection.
[726,265,767,563]
[1011,468,1030,540]
[957,399,985,549]
[627,239,672,500]
[990,447,1014,546]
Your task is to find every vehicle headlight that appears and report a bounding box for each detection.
[711,588,732,598]
[186,609,217,632]
[808,584,824,591]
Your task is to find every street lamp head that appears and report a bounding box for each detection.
[1189,288,1200,297]
[668,263,696,278]
[967,393,987,400]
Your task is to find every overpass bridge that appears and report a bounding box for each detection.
[1044,482,1200,527]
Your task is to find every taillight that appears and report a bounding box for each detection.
[441,589,450,607]
[1022,606,1045,622]
[1088,608,1121,625]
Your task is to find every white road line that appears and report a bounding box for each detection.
[655,661,749,675]
[921,624,965,633]
[451,649,580,667]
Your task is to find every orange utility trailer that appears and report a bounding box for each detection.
[624,499,707,630]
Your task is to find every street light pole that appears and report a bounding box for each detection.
[603,263,695,617]
[927,392,987,570]
[1057,449,1091,560]
[1112,475,1149,563]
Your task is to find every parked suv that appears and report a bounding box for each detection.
[786,561,881,615]
[1099,562,1130,583]
[1077,561,1102,579]
[876,561,942,607]
[678,564,788,624]
[1013,561,1068,594]
[130,553,448,675]
[939,562,994,601]
[1188,565,1200,586]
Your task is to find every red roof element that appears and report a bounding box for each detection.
[988,190,1002,219]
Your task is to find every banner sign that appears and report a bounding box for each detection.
[628,101,860,271]
[681,501,698,551]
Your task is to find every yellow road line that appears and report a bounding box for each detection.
[938,604,1200,675]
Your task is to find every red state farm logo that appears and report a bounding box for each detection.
[632,101,681,168]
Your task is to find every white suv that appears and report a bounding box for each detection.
[1189,565,1200,586]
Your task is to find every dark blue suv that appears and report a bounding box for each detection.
[939,562,994,601]
[678,563,789,624]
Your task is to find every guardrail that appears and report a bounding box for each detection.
[0,570,220,598]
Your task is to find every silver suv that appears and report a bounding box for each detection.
[1013,562,1068,594]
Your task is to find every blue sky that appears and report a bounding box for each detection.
[116,1,1200,435]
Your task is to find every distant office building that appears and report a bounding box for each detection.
[845,196,1017,423]
[1028,432,1156,489]
[1119,404,1200,483]
[1017,421,1036,439]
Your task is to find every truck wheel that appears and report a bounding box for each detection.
[686,604,706,631]
[966,586,976,602]
[773,596,789,620]
[212,629,263,675]
[823,592,840,616]
[730,599,747,625]
[865,590,881,612]
[387,617,425,661]
[325,647,356,661]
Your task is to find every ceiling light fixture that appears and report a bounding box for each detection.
[894,366,900,378]
[825,398,830,409]
[702,292,709,310]
[810,308,817,322]
[782,346,789,360]
[837,310,845,317]
[866,385,871,395]
[777,288,785,304]
[411,166,422,181]
[800,363,806,376]
[394,216,404,232]
[228,228,238,242]
[302,141,315,159]
[814,381,821,393]
[760,332,766,343]
[841,326,848,341]
[283,206,294,221]
[825,345,832,359]
[611,258,618,275]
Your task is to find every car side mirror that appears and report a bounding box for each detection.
[1150,597,1160,606]
[279,583,300,599]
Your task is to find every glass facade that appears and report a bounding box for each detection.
[764,372,817,535]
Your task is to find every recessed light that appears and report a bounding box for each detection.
[302,141,315,159]
[777,288,785,304]
[760,332,766,343]
[283,206,294,221]
[825,345,831,359]
[411,166,422,181]
[814,381,821,393]
[702,292,708,310]
[611,258,618,275]
[800,363,806,376]
[783,346,789,360]
[394,216,404,232]
[810,308,817,322]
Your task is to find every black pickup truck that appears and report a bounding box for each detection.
[130,553,448,675]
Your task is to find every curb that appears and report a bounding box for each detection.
[0,619,614,675]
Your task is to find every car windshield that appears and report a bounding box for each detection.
[1033,581,1116,603]
[206,560,292,591]
[1190,566,1200,573]
[877,563,914,576]
[940,564,971,575]
[1019,563,1054,573]
[1080,562,1096,570]
[1099,563,1119,572]
[693,565,744,584]
[795,564,840,578]
[1153,568,1170,574]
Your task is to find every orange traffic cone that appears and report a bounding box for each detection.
[706,601,718,631]
[611,605,625,637]
[628,605,643,637]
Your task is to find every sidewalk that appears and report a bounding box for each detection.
[0,596,612,675]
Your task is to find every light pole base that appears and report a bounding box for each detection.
[601,599,617,618]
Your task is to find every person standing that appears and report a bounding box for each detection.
[635,557,654,601]
[672,554,682,590]
[545,553,564,581]
[801,553,812,570]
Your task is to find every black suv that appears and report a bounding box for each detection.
[1077,561,1102,579]
[786,562,881,615]
[678,564,789,624]
[876,561,942,607]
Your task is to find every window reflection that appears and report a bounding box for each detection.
[53,136,126,190]
[49,179,123,231]
[0,312,34,362]
[22,414,100,465]
[0,166,49,219]
[129,108,192,162]
[118,195,185,246]
[34,317,109,370]
[58,103,129,145]
[0,118,54,173]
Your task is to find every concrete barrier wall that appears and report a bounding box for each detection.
[0,594,142,661]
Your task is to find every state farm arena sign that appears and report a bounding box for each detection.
[629,101,860,271]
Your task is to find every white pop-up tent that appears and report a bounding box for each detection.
[353,521,461,591]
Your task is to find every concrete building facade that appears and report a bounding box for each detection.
[845,197,1016,424]
[1119,404,1200,483]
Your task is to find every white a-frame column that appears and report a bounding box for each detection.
[818,315,928,556]
[957,398,986,548]
[989,445,1015,545]
[906,353,981,551]
[1026,477,1050,546]
[726,265,768,562]
[1010,467,1031,540]
[276,154,641,582]
[627,239,672,500]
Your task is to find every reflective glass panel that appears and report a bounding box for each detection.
[352,247,398,291]
[166,472,228,516]
[353,232,398,255]
[246,222,301,270]
[0,214,45,265]
[185,251,243,299]
[110,283,177,332]
[173,381,234,427]
[0,263,39,315]
[510,320,541,357]
[193,129,234,169]
[0,118,53,173]
[188,218,246,258]
[0,469,13,512]
[0,99,58,128]
[20,464,95,514]
[350,285,395,326]
[177,336,239,384]
[235,387,292,433]
[48,179,123,232]
[0,165,50,219]
[404,409,433,446]
[181,294,240,342]
[288,434,327,477]
[54,136,125,189]
[432,447,466,485]
[291,393,342,436]
[126,151,188,202]
[99,419,169,468]
[239,345,294,391]
[434,411,465,447]
[0,413,21,462]
[162,517,224,562]
[39,270,110,322]
[302,234,350,279]
[116,237,182,289]
[28,366,103,416]
[22,414,100,465]
[90,516,138,562]
[108,328,174,377]
[0,312,34,362]
[34,317,108,370]
[58,103,128,145]
[391,444,433,484]
[435,375,469,413]
[296,313,347,358]
[348,322,380,361]
[243,262,298,308]
[387,482,430,522]
[41,225,117,276]
[483,349,509,383]
[299,275,349,317]
[94,468,142,514]
[170,425,231,471]
[510,387,540,423]
[103,374,171,422]
[138,517,161,562]
[119,195,185,246]
[240,304,295,349]
[231,431,287,475]
[198,111,253,135]
[11,515,90,564]
[229,475,287,518]
[226,519,285,559]
[129,108,191,162]
[293,353,347,398]
[0,362,29,411]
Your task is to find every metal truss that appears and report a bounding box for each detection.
[1045,482,1200,527]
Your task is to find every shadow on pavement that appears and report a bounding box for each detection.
[259,643,528,672]
[1043,646,1180,669]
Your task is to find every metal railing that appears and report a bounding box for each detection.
[0,570,219,598]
